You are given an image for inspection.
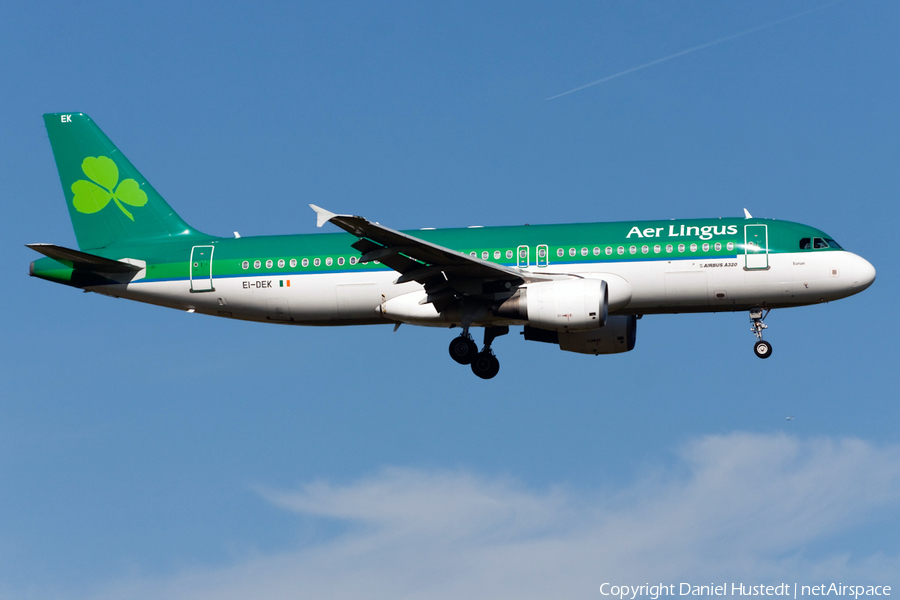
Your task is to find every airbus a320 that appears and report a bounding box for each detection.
[29,113,876,379]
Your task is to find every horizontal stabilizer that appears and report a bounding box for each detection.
[26,243,142,273]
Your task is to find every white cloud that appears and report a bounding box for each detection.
[90,433,900,600]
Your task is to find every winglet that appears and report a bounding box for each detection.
[743,208,753,219]
[309,204,337,228]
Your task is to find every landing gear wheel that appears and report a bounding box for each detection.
[749,308,773,360]
[471,351,500,379]
[449,335,478,365]
[754,340,772,359]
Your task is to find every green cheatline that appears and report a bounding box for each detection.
[71,156,148,221]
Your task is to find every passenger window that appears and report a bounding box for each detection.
[481,251,489,260]
[494,250,501,259]
[289,259,297,268]
[241,261,249,269]
[338,257,345,266]
[569,248,576,257]
[301,258,309,267]
[800,238,811,250]
[506,250,514,259]
[349,257,358,265]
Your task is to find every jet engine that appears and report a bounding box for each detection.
[495,278,607,331]
[523,315,637,355]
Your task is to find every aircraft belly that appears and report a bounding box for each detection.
[664,270,709,306]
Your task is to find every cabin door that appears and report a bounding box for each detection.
[744,225,769,270]
[190,245,215,292]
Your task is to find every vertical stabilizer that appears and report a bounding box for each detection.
[43,113,207,250]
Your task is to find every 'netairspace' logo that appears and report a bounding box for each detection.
[598,583,892,599]
[71,156,148,221]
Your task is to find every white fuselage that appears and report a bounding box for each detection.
[88,249,875,328]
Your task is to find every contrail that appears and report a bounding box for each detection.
[546,0,843,100]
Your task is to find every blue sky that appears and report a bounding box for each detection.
[2,1,899,597]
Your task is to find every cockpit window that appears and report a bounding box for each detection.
[801,237,841,250]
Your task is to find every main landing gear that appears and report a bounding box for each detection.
[750,308,772,359]
[448,326,508,379]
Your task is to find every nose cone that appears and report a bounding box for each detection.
[849,253,876,292]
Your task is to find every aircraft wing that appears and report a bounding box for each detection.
[310,205,533,311]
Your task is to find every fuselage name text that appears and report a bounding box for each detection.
[627,224,739,241]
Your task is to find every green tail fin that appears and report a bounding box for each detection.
[43,112,208,250]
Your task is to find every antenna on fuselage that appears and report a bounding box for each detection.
[743,208,753,219]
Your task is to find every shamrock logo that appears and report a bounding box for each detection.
[71,156,148,221]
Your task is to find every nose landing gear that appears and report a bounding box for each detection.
[448,326,508,379]
[750,308,772,359]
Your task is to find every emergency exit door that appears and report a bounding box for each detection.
[190,245,215,292]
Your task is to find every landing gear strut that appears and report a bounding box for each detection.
[449,326,508,379]
[750,308,772,359]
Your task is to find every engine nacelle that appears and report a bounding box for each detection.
[588,273,632,311]
[496,278,607,331]
[523,315,637,355]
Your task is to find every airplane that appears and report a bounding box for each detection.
[29,113,876,379]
